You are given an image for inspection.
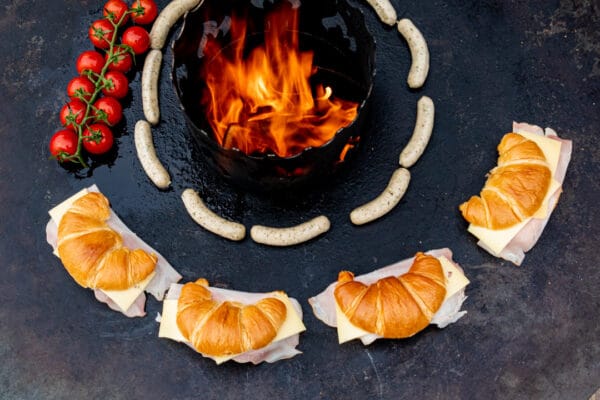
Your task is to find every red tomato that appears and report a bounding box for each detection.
[105,45,133,73]
[101,71,129,98]
[49,129,79,160]
[103,0,130,24]
[76,51,105,75]
[67,76,95,101]
[131,0,158,25]
[122,26,150,55]
[93,97,123,126]
[83,123,114,155]
[88,19,115,49]
[60,100,88,130]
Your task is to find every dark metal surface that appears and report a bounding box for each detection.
[1,0,599,399]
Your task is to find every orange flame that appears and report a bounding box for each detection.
[200,5,359,158]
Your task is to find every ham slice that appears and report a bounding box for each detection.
[159,283,304,364]
[476,122,573,265]
[308,248,469,345]
[46,185,182,317]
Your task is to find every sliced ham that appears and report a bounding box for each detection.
[160,283,304,364]
[476,122,573,265]
[308,248,469,345]
[45,185,182,317]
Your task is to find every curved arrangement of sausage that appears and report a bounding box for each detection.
[134,0,436,243]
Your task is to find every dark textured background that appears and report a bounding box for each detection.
[1,0,599,399]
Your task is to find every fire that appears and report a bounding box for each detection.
[200,4,359,158]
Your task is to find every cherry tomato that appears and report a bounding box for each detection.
[103,0,130,24]
[49,129,79,160]
[101,71,129,99]
[131,0,158,25]
[83,123,114,155]
[105,45,133,73]
[121,26,150,55]
[60,100,87,130]
[88,19,115,49]
[93,97,123,126]
[67,76,95,101]
[75,51,105,76]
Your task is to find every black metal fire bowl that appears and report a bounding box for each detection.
[172,0,375,193]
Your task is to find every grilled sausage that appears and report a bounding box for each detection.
[365,0,397,26]
[250,216,331,247]
[134,120,171,189]
[350,168,410,225]
[181,189,246,241]
[142,49,162,125]
[397,18,430,89]
[399,96,435,168]
[150,0,203,50]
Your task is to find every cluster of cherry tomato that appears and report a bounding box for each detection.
[49,0,158,167]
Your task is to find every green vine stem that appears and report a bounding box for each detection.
[57,7,141,168]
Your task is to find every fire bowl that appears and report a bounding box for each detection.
[172,0,375,192]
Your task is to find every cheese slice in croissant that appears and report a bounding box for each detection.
[459,132,552,229]
[177,279,287,357]
[459,122,572,265]
[159,281,306,364]
[334,253,446,339]
[57,192,157,291]
[309,248,470,345]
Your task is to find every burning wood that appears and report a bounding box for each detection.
[200,4,359,158]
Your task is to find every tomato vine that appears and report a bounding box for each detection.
[50,1,156,168]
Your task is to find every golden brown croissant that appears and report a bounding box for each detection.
[57,192,157,291]
[459,133,552,229]
[334,252,446,338]
[176,279,287,357]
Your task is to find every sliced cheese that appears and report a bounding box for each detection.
[532,178,561,219]
[335,256,469,344]
[468,130,563,255]
[158,299,188,342]
[468,218,527,256]
[48,187,91,224]
[158,290,305,364]
[102,271,156,312]
[516,130,561,176]
[336,302,371,344]
[49,186,154,310]
[439,256,470,298]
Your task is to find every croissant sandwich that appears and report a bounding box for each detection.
[460,132,552,229]
[46,185,181,317]
[57,192,157,290]
[309,248,470,345]
[459,122,572,265]
[158,280,306,364]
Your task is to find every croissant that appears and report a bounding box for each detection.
[459,133,552,229]
[334,252,446,338]
[57,192,157,291]
[176,279,287,357]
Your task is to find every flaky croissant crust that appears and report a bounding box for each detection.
[459,132,552,229]
[334,252,447,338]
[57,192,157,291]
[176,279,288,357]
